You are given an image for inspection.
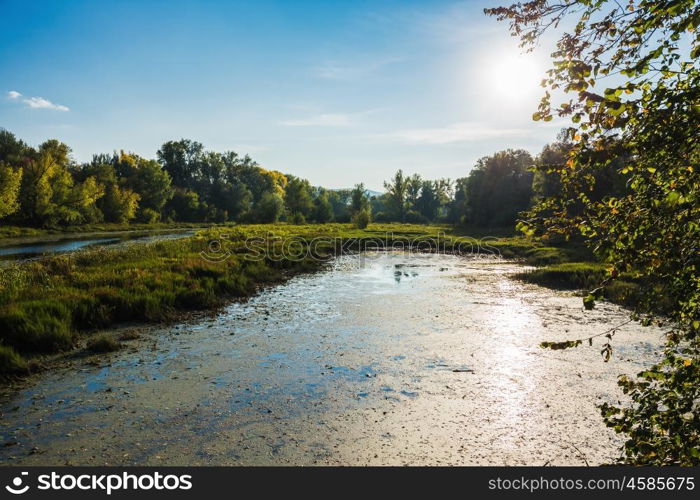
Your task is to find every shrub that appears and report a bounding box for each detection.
[0,345,27,375]
[351,208,371,229]
[86,333,121,353]
[289,212,306,225]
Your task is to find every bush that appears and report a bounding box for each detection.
[289,212,306,225]
[405,210,428,224]
[137,208,160,224]
[86,333,121,353]
[351,208,371,229]
[0,345,27,375]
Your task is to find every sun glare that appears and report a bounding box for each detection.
[484,51,545,103]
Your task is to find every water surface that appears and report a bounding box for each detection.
[0,252,665,465]
[0,230,194,261]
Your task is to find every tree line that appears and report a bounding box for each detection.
[0,127,625,230]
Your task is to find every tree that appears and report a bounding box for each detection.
[166,189,201,222]
[78,157,139,223]
[405,174,422,212]
[416,180,440,221]
[157,139,205,190]
[210,180,252,221]
[124,155,173,221]
[313,189,334,223]
[284,176,314,220]
[0,165,22,219]
[19,141,103,226]
[328,189,352,222]
[488,0,700,464]
[350,183,370,215]
[460,150,533,227]
[252,192,284,223]
[351,208,371,229]
[383,170,408,221]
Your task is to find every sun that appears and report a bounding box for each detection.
[485,51,545,102]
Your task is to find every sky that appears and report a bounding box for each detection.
[0,0,565,191]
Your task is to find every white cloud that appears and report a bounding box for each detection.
[279,113,354,127]
[6,90,69,111]
[315,57,403,80]
[23,96,69,111]
[380,122,529,144]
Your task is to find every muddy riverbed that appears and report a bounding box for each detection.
[0,252,665,465]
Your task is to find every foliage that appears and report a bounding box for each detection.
[253,192,284,223]
[0,163,22,219]
[284,176,314,219]
[487,0,700,464]
[601,346,700,465]
[459,149,534,227]
[383,170,409,221]
[351,208,371,229]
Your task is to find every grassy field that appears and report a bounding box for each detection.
[0,222,624,377]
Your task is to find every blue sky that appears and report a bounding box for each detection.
[0,0,563,190]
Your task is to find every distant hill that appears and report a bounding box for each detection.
[332,188,384,197]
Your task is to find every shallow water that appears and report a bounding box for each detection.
[0,252,665,465]
[0,230,194,261]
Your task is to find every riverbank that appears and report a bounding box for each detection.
[1,222,628,380]
[0,223,544,377]
[0,222,217,243]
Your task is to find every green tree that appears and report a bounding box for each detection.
[253,192,284,223]
[313,189,334,223]
[0,164,22,219]
[350,183,370,215]
[19,141,103,226]
[405,174,422,212]
[210,180,252,221]
[123,155,173,221]
[284,176,314,220]
[157,139,205,190]
[416,180,440,221]
[461,150,533,227]
[79,158,139,223]
[328,189,352,222]
[166,189,201,222]
[383,170,408,221]
[488,0,700,464]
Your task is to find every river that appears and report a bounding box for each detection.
[0,252,665,465]
[0,230,195,262]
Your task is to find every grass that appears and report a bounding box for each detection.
[515,248,642,308]
[515,262,607,290]
[0,345,28,375]
[85,333,121,353]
